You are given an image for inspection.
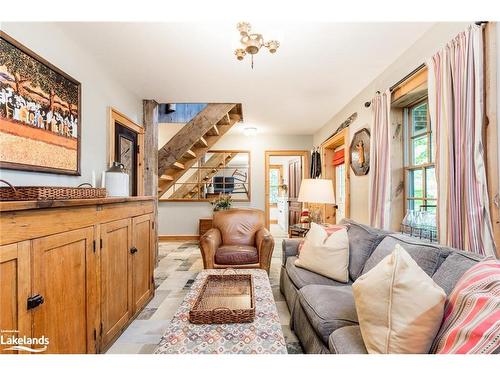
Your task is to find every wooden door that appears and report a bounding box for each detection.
[131,214,154,313]
[0,242,31,354]
[288,159,303,226]
[100,218,132,348]
[32,227,96,354]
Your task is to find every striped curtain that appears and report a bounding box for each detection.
[369,90,392,230]
[427,24,496,257]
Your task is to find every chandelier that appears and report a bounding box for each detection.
[234,22,280,69]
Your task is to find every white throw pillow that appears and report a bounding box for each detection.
[294,223,349,283]
[352,244,446,354]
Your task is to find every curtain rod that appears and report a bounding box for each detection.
[364,21,488,108]
[364,63,426,108]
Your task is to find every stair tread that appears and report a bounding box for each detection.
[172,162,185,170]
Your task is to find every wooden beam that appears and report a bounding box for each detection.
[143,99,159,265]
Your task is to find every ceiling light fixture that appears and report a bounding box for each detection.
[234,22,280,69]
[243,126,257,137]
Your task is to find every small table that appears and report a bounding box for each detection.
[289,223,311,238]
[154,269,287,354]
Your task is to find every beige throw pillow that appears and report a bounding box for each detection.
[352,244,446,354]
[295,223,349,283]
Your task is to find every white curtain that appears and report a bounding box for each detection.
[369,90,392,230]
[427,24,496,256]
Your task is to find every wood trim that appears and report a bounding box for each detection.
[108,107,145,196]
[264,150,310,229]
[392,68,428,103]
[484,22,500,257]
[321,128,350,223]
[158,235,200,242]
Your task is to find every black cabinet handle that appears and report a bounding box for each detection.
[27,294,44,310]
[130,247,138,254]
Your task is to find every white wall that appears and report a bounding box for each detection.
[158,133,313,235]
[0,23,142,186]
[313,22,469,226]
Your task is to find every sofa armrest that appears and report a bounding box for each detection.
[199,228,222,269]
[282,238,303,266]
[256,227,274,273]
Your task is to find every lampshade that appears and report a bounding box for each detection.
[297,179,335,204]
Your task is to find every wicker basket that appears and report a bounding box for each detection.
[189,272,255,324]
[0,180,107,201]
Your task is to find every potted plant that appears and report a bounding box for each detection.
[211,193,233,211]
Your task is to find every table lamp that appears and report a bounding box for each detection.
[297,178,336,223]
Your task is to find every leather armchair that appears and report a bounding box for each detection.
[199,208,274,273]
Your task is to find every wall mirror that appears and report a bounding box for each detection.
[160,150,251,202]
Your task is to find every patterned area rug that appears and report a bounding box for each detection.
[106,240,303,354]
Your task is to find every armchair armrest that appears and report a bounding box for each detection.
[282,238,303,266]
[256,227,274,273]
[199,228,222,269]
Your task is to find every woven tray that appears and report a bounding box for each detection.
[189,273,255,324]
[0,180,106,201]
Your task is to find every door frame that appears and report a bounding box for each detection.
[108,107,145,196]
[320,128,350,223]
[264,150,310,229]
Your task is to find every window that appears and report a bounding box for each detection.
[269,165,282,205]
[405,100,436,213]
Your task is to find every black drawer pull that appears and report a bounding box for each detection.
[130,247,138,254]
[27,294,44,310]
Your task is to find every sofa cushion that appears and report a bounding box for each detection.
[215,245,258,265]
[340,218,389,281]
[362,234,449,277]
[295,226,349,282]
[328,325,368,354]
[286,256,352,289]
[298,284,358,344]
[431,251,483,295]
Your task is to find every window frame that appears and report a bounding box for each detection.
[404,98,436,212]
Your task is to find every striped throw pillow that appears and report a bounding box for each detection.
[431,259,500,354]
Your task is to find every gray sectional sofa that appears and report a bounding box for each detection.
[280,218,484,354]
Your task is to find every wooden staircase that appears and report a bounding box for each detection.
[157,103,242,197]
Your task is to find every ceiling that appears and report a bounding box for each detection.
[59,22,434,135]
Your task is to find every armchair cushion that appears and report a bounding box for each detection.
[215,245,259,265]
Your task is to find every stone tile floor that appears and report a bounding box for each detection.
[106,235,303,354]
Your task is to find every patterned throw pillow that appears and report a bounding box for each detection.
[431,259,500,354]
[297,224,347,255]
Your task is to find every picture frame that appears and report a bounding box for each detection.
[0,31,81,175]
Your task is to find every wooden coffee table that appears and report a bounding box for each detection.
[154,269,287,354]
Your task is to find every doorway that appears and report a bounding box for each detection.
[320,128,350,223]
[264,151,310,236]
[108,108,144,196]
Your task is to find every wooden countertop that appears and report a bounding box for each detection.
[0,196,154,212]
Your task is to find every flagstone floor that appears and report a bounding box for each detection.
[106,236,303,354]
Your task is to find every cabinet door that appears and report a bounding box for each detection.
[100,218,132,348]
[131,214,154,313]
[32,227,96,354]
[0,242,31,354]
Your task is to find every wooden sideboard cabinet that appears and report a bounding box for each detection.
[0,197,155,354]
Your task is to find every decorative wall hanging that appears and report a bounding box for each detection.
[349,128,370,176]
[325,112,357,141]
[0,32,81,175]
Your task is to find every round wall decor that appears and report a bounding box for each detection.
[349,128,370,176]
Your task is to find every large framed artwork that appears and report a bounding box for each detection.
[0,32,81,175]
